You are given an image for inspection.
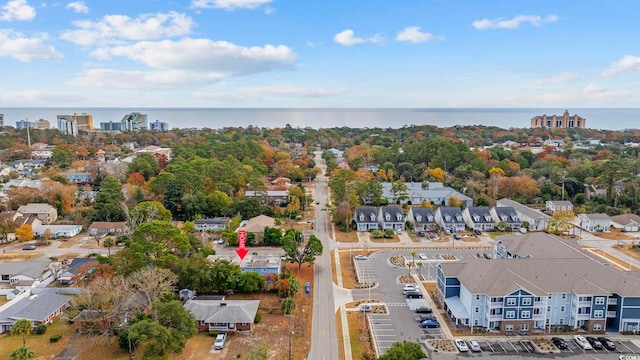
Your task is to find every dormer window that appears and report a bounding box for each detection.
[484,215,492,221]
[385,213,391,221]
[396,213,402,221]
[427,215,433,222]
[511,215,518,221]
[456,216,463,222]
[501,215,508,221]
[359,214,365,222]
[416,214,422,222]
[370,213,375,222]
[444,215,451,221]
[473,215,480,222]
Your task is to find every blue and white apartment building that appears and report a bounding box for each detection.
[436,233,640,334]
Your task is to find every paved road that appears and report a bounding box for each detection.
[308,151,339,360]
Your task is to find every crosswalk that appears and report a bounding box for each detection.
[386,302,408,307]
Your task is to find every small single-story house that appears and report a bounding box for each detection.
[435,207,465,232]
[0,291,71,333]
[0,257,52,286]
[378,206,404,231]
[57,258,98,285]
[577,213,611,232]
[490,206,521,231]
[610,214,640,232]
[462,207,495,231]
[354,206,379,231]
[406,207,437,232]
[195,217,230,231]
[237,215,275,243]
[240,254,282,276]
[33,225,83,238]
[183,299,260,333]
[496,199,550,231]
[244,190,289,205]
[88,222,129,237]
[545,200,573,215]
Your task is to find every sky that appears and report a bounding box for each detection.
[0,0,639,108]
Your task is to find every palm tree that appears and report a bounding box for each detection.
[11,319,33,347]
[103,237,115,256]
[281,297,296,315]
[406,262,413,276]
[410,251,416,266]
[416,262,423,279]
[9,346,34,360]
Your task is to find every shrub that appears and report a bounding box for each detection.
[254,313,262,324]
[50,334,62,342]
[209,330,220,337]
[36,324,47,334]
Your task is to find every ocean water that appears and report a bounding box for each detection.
[1,108,638,131]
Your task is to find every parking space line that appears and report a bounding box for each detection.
[484,340,495,353]
[497,341,506,353]
[519,340,531,353]
[509,340,519,353]
[618,341,635,353]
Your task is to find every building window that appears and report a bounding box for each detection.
[559,318,564,324]
[475,307,479,313]
[521,324,529,331]
[547,306,551,311]
[506,298,516,306]
[506,311,515,319]
[595,297,605,305]
[474,319,479,325]
[476,294,480,300]
[594,310,604,318]
[505,324,514,331]
[522,298,532,306]
[561,294,566,299]
[594,323,602,331]
[521,311,531,319]
[560,306,565,312]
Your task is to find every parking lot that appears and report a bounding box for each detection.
[368,314,397,355]
[353,257,377,284]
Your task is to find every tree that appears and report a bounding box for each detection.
[547,211,575,235]
[281,297,296,315]
[244,341,268,360]
[128,319,174,358]
[125,201,173,231]
[127,267,178,311]
[378,340,427,360]
[283,234,323,271]
[9,346,34,360]
[15,224,34,242]
[149,299,197,353]
[11,319,33,347]
[237,271,265,292]
[103,237,115,256]
[92,176,126,221]
[390,180,409,204]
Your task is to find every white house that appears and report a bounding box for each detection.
[545,200,574,215]
[462,207,495,231]
[497,199,549,231]
[354,206,379,231]
[577,214,611,232]
[435,207,465,232]
[406,207,437,232]
[33,225,83,238]
[378,206,404,231]
[611,214,640,232]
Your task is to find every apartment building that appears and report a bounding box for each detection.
[530,110,586,129]
[57,113,93,132]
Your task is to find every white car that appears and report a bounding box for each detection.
[574,335,592,350]
[213,333,227,350]
[454,339,469,352]
[402,284,416,293]
[418,253,428,260]
[468,340,481,352]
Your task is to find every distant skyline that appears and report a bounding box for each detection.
[0,0,639,108]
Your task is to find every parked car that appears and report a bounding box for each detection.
[217,238,224,244]
[402,284,416,294]
[405,291,423,299]
[473,229,482,236]
[467,340,481,352]
[414,314,436,322]
[454,339,469,352]
[213,333,227,350]
[418,253,428,260]
[453,234,462,240]
[551,337,568,349]
[415,306,432,313]
[597,337,615,350]
[420,319,440,328]
[585,336,603,350]
[360,304,372,312]
[396,229,403,234]
[574,335,593,350]
[22,245,36,250]
[354,255,367,260]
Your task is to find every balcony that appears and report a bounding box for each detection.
[487,314,503,321]
[489,302,503,308]
[533,314,546,320]
[607,311,617,318]
[576,313,590,321]
[534,301,546,307]
[607,298,617,305]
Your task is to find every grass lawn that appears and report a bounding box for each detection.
[346,311,375,359]
[0,320,75,359]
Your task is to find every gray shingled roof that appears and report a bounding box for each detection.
[493,206,520,223]
[379,206,403,223]
[183,300,260,324]
[611,214,640,226]
[497,198,550,220]
[0,257,51,279]
[410,207,436,224]
[0,292,71,323]
[579,213,611,221]
[438,207,464,223]
[497,233,589,259]
[466,207,493,224]
[354,206,377,224]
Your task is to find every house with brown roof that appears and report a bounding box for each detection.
[88,221,130,237]
[16,203,57,224]
[237,215,275,243]
[611,214,640,232]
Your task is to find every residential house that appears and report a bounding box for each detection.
[545,200,574,215]
[33,225,83,238]
[353,206,379,232]
[0,257,52,286]
[435,207,465,233]
[62,171,94,185]
[2,179,44,194]
[244,190,289,205]
[577,214,611,232]
[237,215,275,243]
[584,184,607,201]
[240,254,282,276]
[438,233,640,334]
[496,199,550,231]
[327,148,343,159]
[490,206,521,231]
[462,207,495,231]
[195,217,231,231]
[57,258,98,285]
[610,214,640,232]
[183,299,260,333]
[17,203,58,224]
[87,222,129,237]
[378,206,404,231]
[381,182,473,207]
[0,210,43,228]
[406,207,437,232]
[0,290,72,333]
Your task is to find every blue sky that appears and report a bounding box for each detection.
[0,0,639,107]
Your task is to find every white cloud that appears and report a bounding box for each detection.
[472,14,558,30]
[60,11,193,45]
[603,55,640,76]
[191,0,272,10]
[0,90,87,105]
[535,71,580,84]
[66,1,88,14]
[0,30,61,61]
[334,29,383,46]
[91,38,296,75]
[536,84,633,103]
[396,26,433,43]
[193,85,348,101]
[0,0,35,21]
[70,69,225,90]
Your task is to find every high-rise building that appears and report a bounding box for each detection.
[16,119,38,129]
[120,112,148,131]
[530,110,586,129]
[149,120,169,132]
[57,118,78,136]
[0,113,4,127]
[57,113,93,132]
[100,121,123,131]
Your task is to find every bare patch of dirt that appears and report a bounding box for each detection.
[370,237,400,243]
[338,250,372,289]
[596,231,634,240]
[586,248,640,271]
[0,251,44,261]
[335,231,359,243]
[426,339,457,353]
[346,310,375,359]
